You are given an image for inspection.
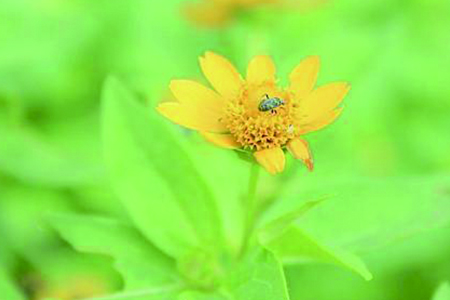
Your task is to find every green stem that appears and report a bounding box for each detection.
[240,163,260,256]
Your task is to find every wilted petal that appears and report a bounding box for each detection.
[287,138,313,171]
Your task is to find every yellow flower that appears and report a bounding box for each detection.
[157,52,349,175]
[183,0,281,27]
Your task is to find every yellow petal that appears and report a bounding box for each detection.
[246,55,276,86]
[254,147,285,175]
[287,138,313,171]
[297,82,349,123]
[298,107,343,135]
[170,80,224,115]
[201,132,241,149]
[289,56,320,100]
[156,102,228,133]
[199,52,243,99]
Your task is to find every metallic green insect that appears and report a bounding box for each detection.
[258,94,285,113]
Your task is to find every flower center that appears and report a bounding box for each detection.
[223,84,300,151]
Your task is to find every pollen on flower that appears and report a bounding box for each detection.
[223,85,300,151]
[157,52,348,175]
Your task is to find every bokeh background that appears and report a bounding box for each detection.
[1,0,450,299]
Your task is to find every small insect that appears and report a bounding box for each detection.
[287,124,295,134]
[258,94,285,113]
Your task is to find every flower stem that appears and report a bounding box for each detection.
[240,163,260,256]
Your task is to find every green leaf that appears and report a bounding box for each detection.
[0,269,25,300]
[176,249,291,300]
[80,285,180,300]
[264,226,372,281]
[257,197,371,280]
[189,146,248,255]
[0,184,73,261]
[178,290,229,300]
[258,199,325,244]
[49,213,179,290]
[0,239,14,271]
[29,248,119,298]
[224,247,290,300]
[101,77,223,258]
[275,176,450,253]
[433,282,450,300]
[0,123,102,187]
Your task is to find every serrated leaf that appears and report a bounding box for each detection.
[0,269,25,300]
[224,247,290,300]
[49,214,178,290]
[258,199,325,244]
[264,226,372,281]
[101,77,223,258]
[433,282,450,300]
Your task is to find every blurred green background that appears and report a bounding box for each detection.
[1,0,450,299]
